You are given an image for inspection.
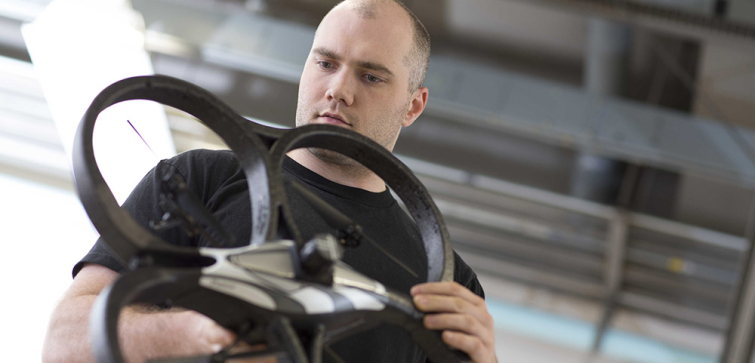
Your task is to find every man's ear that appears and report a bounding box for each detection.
[402,86,429,127]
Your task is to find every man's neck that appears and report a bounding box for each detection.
[287,149,387,193]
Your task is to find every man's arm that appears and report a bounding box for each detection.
[42,263,237,363]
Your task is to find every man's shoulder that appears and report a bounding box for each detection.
[162,149,239,177]
[166,148,237,167]
[155,149,247,199]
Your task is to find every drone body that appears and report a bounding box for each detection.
[74,75,471,363]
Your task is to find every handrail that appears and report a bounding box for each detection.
[400,154,750,252]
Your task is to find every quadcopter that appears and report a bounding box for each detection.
[73,75,471,363]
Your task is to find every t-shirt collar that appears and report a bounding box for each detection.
[282,155,396,208]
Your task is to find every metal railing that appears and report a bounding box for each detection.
[398,155,750,355]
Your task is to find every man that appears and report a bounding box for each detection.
[42,1,497,362]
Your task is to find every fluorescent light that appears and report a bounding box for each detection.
[22,0,176,204]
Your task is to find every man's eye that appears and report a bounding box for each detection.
[318,61,333,69]
[365,74,381,83]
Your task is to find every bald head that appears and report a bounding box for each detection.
[325,0,431,92]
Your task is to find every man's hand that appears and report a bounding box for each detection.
[174,310,277,363]
[43,263,277,363]
[178,310,237,355]
[411,282,497,363]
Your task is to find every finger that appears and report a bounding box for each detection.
[411,282,484,306]
[181,310,237,352]
[414,295,492,328]
[424,313,488,339]
[206,325,237,352]
[442,330,490,363]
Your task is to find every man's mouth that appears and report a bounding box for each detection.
[319,113,350,126]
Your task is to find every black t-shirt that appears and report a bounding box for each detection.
[74,149,484,363]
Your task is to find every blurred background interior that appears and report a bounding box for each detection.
[3,0,755,362]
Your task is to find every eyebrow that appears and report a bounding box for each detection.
[312,47,394,77]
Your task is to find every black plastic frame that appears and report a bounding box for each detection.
[73,75,465,363]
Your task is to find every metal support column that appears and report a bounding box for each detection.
[584,17,633,96]
[592,212,628,352]
[582,18,636,340]
[591,164,637,353]
[722,245,755,363]
[722,195,755,363]
[572,17,634,206]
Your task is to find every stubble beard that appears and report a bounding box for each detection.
[294,96,409,171]
[295,102,360,166]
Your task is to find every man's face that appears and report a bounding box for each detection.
[295,3,417,159]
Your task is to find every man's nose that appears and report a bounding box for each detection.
[326,70,355,107]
